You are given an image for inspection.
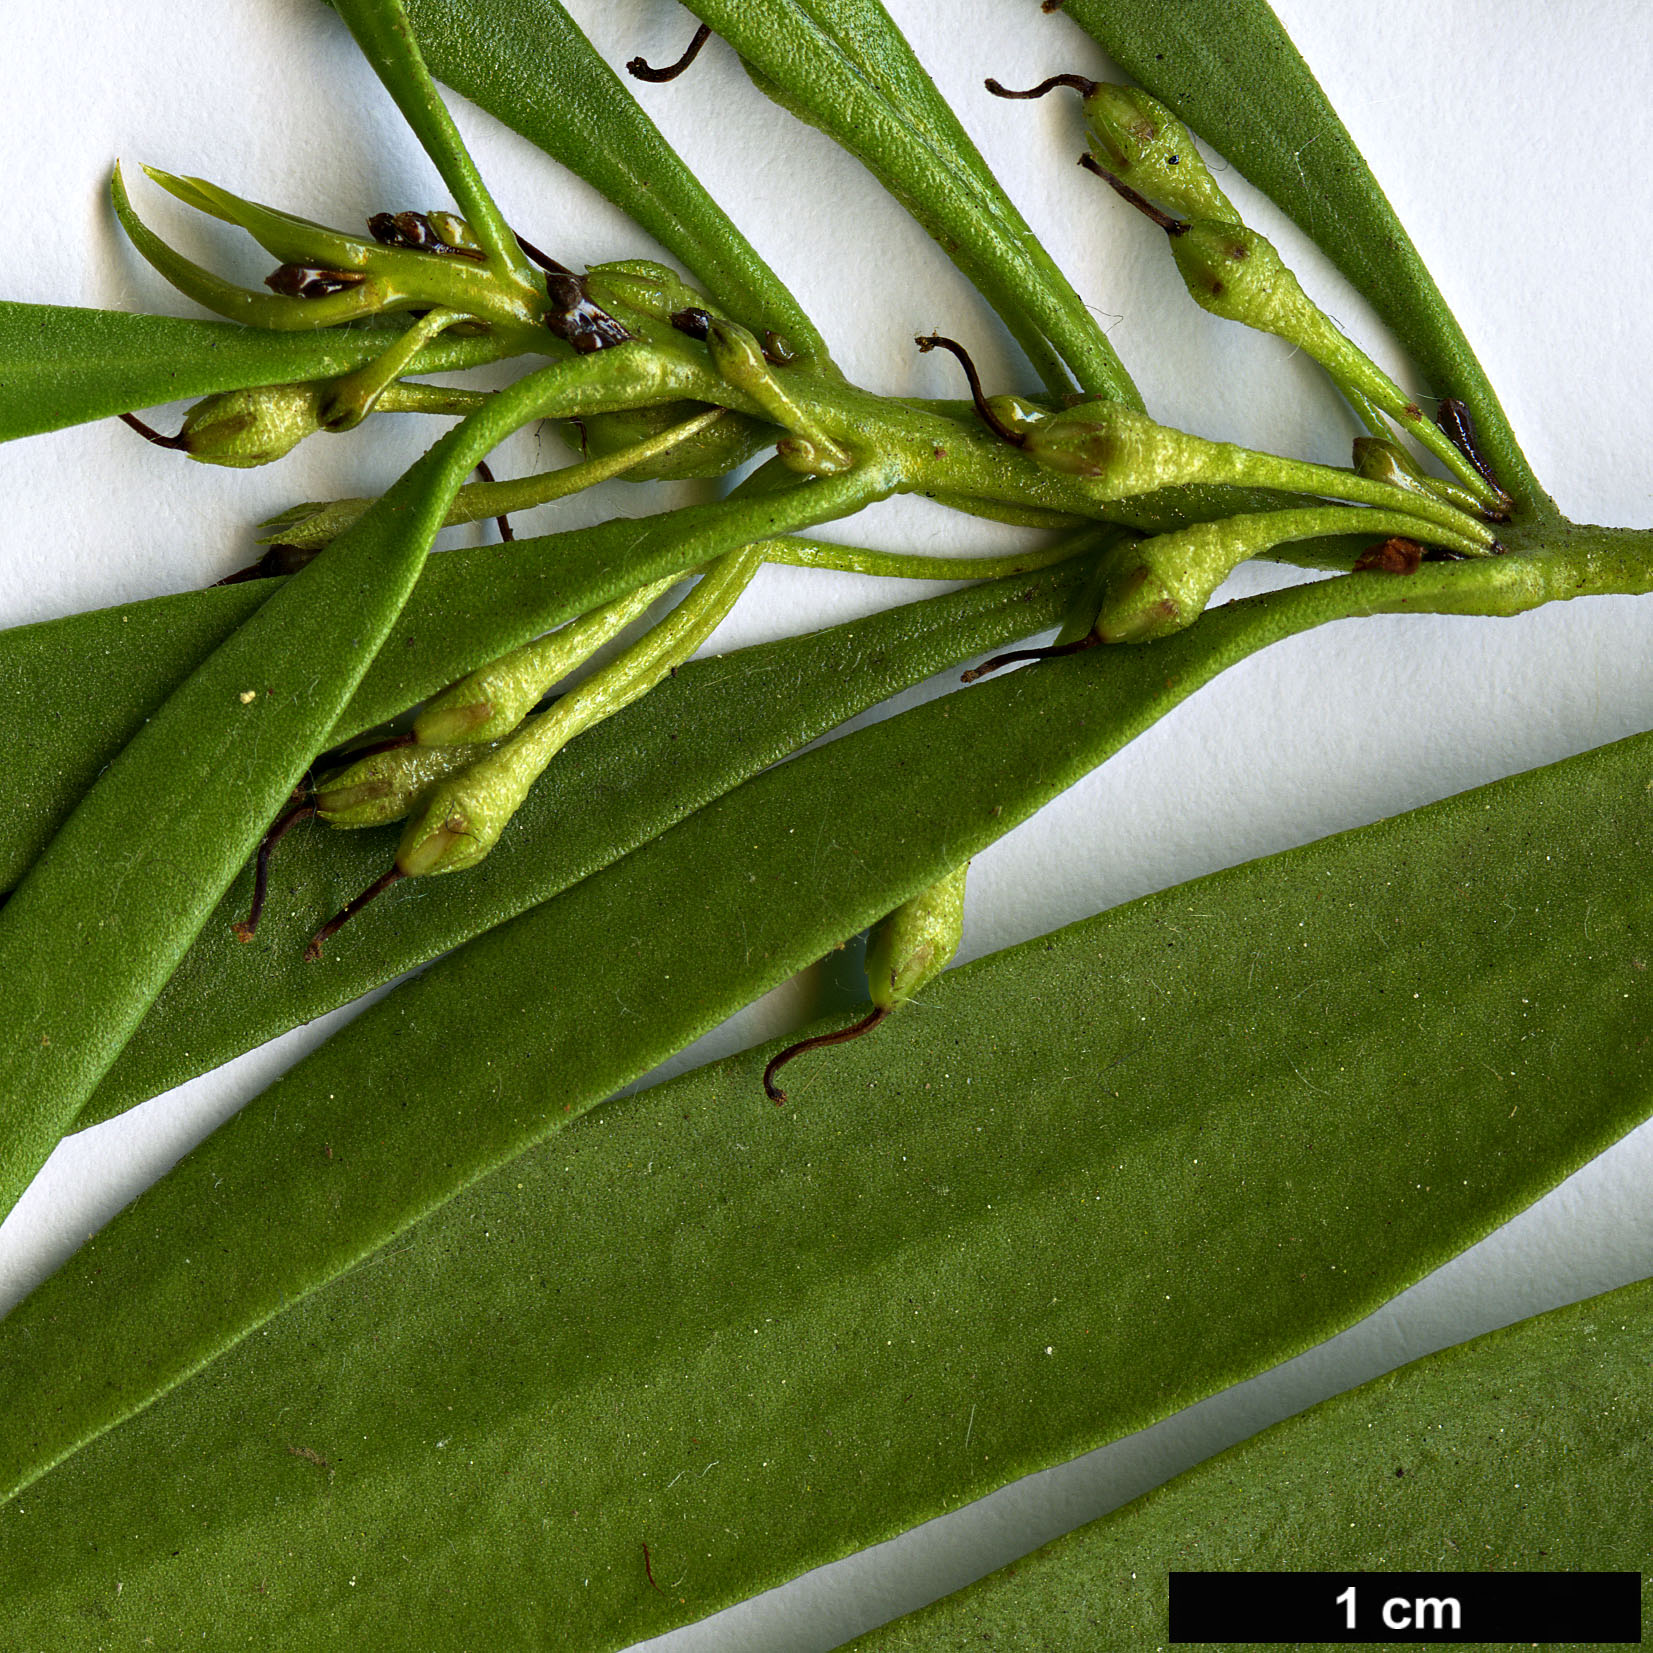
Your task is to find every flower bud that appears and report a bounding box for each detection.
[702,317,852,472]
[1022,399,1211,492]
[313,741,490,830]
[1083,84,1236,223]
[176,382,328,468]
[1353,436,1485,518]
[1169,220,1314,335]
[866,863,969,1011]
[586,260,721,326]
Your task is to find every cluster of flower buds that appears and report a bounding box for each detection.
[108,164,641,466]
[986,74,1511,517]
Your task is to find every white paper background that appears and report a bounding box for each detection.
[0,2,1650,1646]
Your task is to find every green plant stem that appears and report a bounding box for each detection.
[263,407,729,548]
[753,528,1110,582]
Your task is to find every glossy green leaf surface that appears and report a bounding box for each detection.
[0,301,507,441]
[0,361,590,1218]
[82,560,1093,1124]
[0,535,1646,1505]
[0,474,883,895]
[398,0,832,365]
[1055,0,1543,513]
[5,728,1653,1646]
[854,1277,1653,1649]
[687,0,1139,403]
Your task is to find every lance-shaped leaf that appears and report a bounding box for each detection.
[853,1277,1653,1648]
[0,470,891,897]
[0,349,689,1220]
[4,730,1653,1646]
[1055,0,1544,512]
[397,0,833,367]
[685,0,1138,403]
[83,560,1094,1125]
[0,300,507,442]
[329,0,539,289]
[1,530,1650,1511]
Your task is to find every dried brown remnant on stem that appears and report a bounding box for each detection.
[1078,153,1188,234]
[513,231,572,278]
[626,24,713,83]
[234,795,317,943]
[1353,537,1425,575]
[213,543,320,586]
[472,458,514,541]
[305,865,406,961]
[264,265,368,300]
[367,211,487,261]
[118,411,189,451]
[1436,396,1511,512]
[543,271,633,354]
[961,633,1099,684]
[983,73,1097,101]
[763,1007,889,1104]
[914,334,1025,445]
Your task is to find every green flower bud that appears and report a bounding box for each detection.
[760,862,969,1103]
[427,211,482,255]
[313,741,492,829]
[585,260,723,327]
[1169,220,1316,335]
[702,317,852,472]
[865,863,969,1011]
[1022,399,1214,491]
[1083,84,1235,223]
[176,382,328,468]
[1352,436,1484,517]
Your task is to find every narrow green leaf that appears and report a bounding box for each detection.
[853,1278,1653,1648]
[0,535,1648,1511]
[0,473,886,895]
[1056,0,1544,512]
[399,0,834,367]
[0,300,507,442]
[329,0,538,286]
[686,0,1140,403]
[0,357,600,1218]
[82,560,1094,1125]
[5,730,1653,1646]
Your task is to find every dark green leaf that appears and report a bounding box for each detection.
[0,301,508,442]
[0,532,1648,1507]
[5,728,1653,1646]
[1055,0,1544,511]
[853,1278,1653,1648]
[0,362,583,1218]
